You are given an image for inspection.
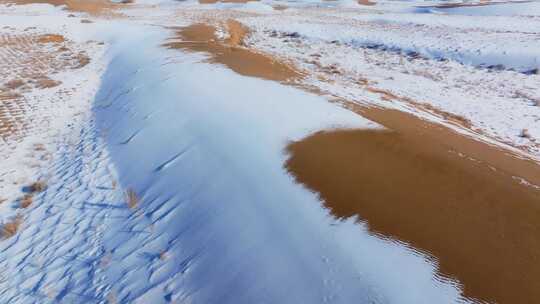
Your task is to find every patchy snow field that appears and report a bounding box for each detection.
[235,0,540,159]
[0,0,539,303]
[0,4,107,222]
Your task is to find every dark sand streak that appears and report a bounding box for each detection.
[163,22,301,83]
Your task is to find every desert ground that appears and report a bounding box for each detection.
[0,0,539,303]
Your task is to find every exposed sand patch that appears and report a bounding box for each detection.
[357,0,376,6]
[37,33,65,43]
[4,79,24,90]
[286,105,540,304]
[164,22,301,82]
[0,0,124,16]
[35,76,61,88]
[1,214,22,239]
[225,19,247,47]
[0,31,90,140]
[272,4,288,10]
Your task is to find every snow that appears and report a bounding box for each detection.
[244,12,540,73]
[1,0,538,303]
[0,4,108,223]
[0,3,474,303]
[240,4,540,159]
[90,23,469,303]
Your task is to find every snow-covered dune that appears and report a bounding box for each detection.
[0,14,472,301]
[3,1,537,303]
[89,25,471,303]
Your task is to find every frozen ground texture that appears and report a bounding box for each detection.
[0,4,106,222]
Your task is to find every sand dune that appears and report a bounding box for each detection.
[286,107,540,304]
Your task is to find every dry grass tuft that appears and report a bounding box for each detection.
[4,79,25,90]
[2,215,22,239]
[126,189,138,209]
[27,180,47,193]
[20,194,33,208]
[107,291,117,304]
[33,143,46,151]
[225,19,249,47]
[519,129,532,139]
[74,53,91,69]
[35,76,61,89]
[37,34,65,44]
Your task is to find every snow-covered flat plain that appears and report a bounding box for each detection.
[1,0,539,303]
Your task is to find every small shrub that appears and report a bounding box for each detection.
[27,180,47,193]
[519,129,532,139]
[20,194,33,208]
[2,215,22,239]
[106,291,117,304]
[126,189,138,209]
[37,34,65,44]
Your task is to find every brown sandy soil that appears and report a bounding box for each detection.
[163,22,301,82]
[225,19,248,46]
[0,0,124,16]
[357,0,376,6]
[1,214,22,239]
[272,4,289,10]
[286,105,540,304]
[0,32,90,140]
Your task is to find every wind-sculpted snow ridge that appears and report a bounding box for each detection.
[0,115,124,303]
[244,11,540,74]
[88,25,472,303]
[0,9,474,300]
[0,16,473,302]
